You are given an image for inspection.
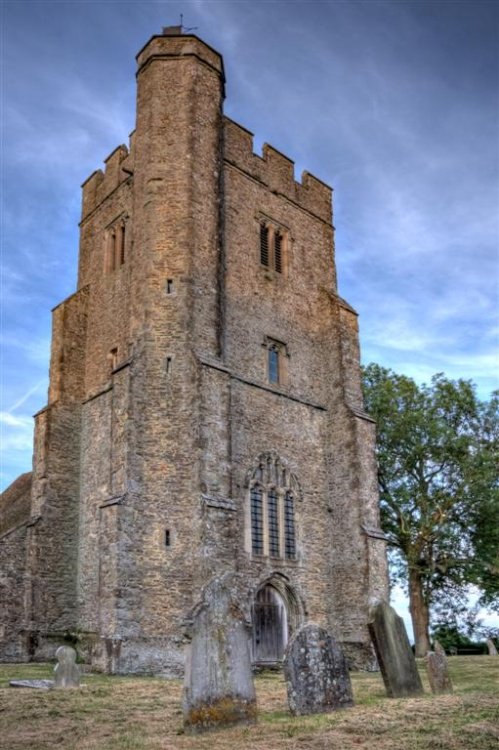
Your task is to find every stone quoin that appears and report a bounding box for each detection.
[0,28,388,674]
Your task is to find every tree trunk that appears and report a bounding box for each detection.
[408,568,431,657]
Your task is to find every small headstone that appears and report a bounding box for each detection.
[9,679,53,689]
[368,601,423,698]
[53,645,81,688]
[283,624,353,715]
[426,651,453,694]
[433,640,446,656]
[183,573,256,733]
[486,639,498,656]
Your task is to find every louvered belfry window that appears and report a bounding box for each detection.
[259,221,285,273]
[274,232,282,273]
[248,454,298,561]
[260,224,269,267]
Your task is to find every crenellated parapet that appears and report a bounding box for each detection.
[81,136,134,221]
[224,117,332,224]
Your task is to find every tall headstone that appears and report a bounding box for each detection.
[486,638,498,656]
[182,573,257,733]
[283,624,354,715]
[368,601,423,698]
[426,651,453,694]
[53,645,81,688]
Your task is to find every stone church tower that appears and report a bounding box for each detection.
[0,29,388,674]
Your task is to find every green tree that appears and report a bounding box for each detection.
[362,364,499,657]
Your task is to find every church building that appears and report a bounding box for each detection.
[0,28,388,674]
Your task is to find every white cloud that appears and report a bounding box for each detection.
[0,411,34,455]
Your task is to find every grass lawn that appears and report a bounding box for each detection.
[0,656,497,750]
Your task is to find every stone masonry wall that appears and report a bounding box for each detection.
[0,474,32,661]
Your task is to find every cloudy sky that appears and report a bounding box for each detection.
[1,1,498,495]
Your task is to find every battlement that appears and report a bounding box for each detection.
[223,117,332,224]
[81,137,134,221]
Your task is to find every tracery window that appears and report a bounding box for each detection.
[246,453,299,560]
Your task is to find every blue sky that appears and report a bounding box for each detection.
[1,1,498,495]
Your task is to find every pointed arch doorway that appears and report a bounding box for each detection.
[251,584,288,664]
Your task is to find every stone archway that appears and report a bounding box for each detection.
[250,576,305,665]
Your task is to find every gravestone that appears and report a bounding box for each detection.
[486,639,498,656]
[368,601,423,698]
[53,645,81,688]
[182,573,257,733]
[283,624,353,715]
[426,650,453,694]
[433,640,446,656]
[9,679,53,689]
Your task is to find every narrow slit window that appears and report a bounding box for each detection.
[166,356,172,376]
[119,224,126,265]
[267,489,280,557]
[260,224,269,267]
[274,232,282,273]
[109,347,118,371]
[250,486,264,555]
[165,529,171,547]
[284,491,296,559]
[109,232,117,272]
[166,279,174,295]
[268,346,279,384]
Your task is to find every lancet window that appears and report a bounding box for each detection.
[105,216,128,273]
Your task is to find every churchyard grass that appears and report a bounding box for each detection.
[0,657,497,750]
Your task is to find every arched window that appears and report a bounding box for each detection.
[284,491,296,559]
[250,486,264,555]
[246,453,300,560]
[104,215,128,273]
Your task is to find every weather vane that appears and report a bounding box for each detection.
[180,13,198,33]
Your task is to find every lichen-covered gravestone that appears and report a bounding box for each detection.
[426,650,453,694]
[53,645,81,688]
[486,639,498,656]
[182,573,257,733]
[368,601,423,698]
[283,624,353,715]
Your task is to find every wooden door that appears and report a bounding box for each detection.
[252,585,287,663]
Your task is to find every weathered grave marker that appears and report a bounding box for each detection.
[54,645,81,688]
[486,638,498,656]
[433,639,446,656]
[368,601,423,698]
[183,573,256,733]
[283,623,353,715]
[9,679,53,689]
[426,650,453,694]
